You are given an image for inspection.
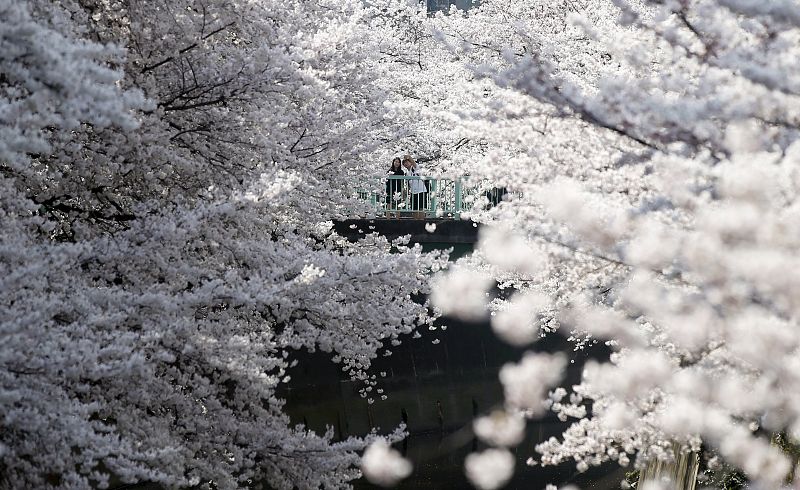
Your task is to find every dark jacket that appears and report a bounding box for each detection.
[386,167,404,199]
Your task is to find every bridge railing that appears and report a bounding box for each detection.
[352,175,508,219]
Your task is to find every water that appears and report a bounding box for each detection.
[281,310,619,489]
[281,240,622,488]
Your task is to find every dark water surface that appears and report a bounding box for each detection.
[281,273,619,489]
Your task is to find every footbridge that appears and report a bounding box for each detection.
[351,175,507,220]
[339,176,508,246]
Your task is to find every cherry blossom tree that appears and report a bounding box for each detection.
[1,0,447,488]
[430,0,800,487]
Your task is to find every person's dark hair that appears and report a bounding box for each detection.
[389,157,403,174]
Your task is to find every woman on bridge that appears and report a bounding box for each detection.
[402,155,428,219]
[386,157,405,217]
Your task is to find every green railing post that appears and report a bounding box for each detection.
[454,178,462,219]
[429,178,438,218]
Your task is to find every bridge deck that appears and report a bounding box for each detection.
[333,218,479,244]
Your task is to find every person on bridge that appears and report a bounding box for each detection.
[386,157,405,218]
[402,155,428,219]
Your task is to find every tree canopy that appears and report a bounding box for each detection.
[1,0,446,488]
